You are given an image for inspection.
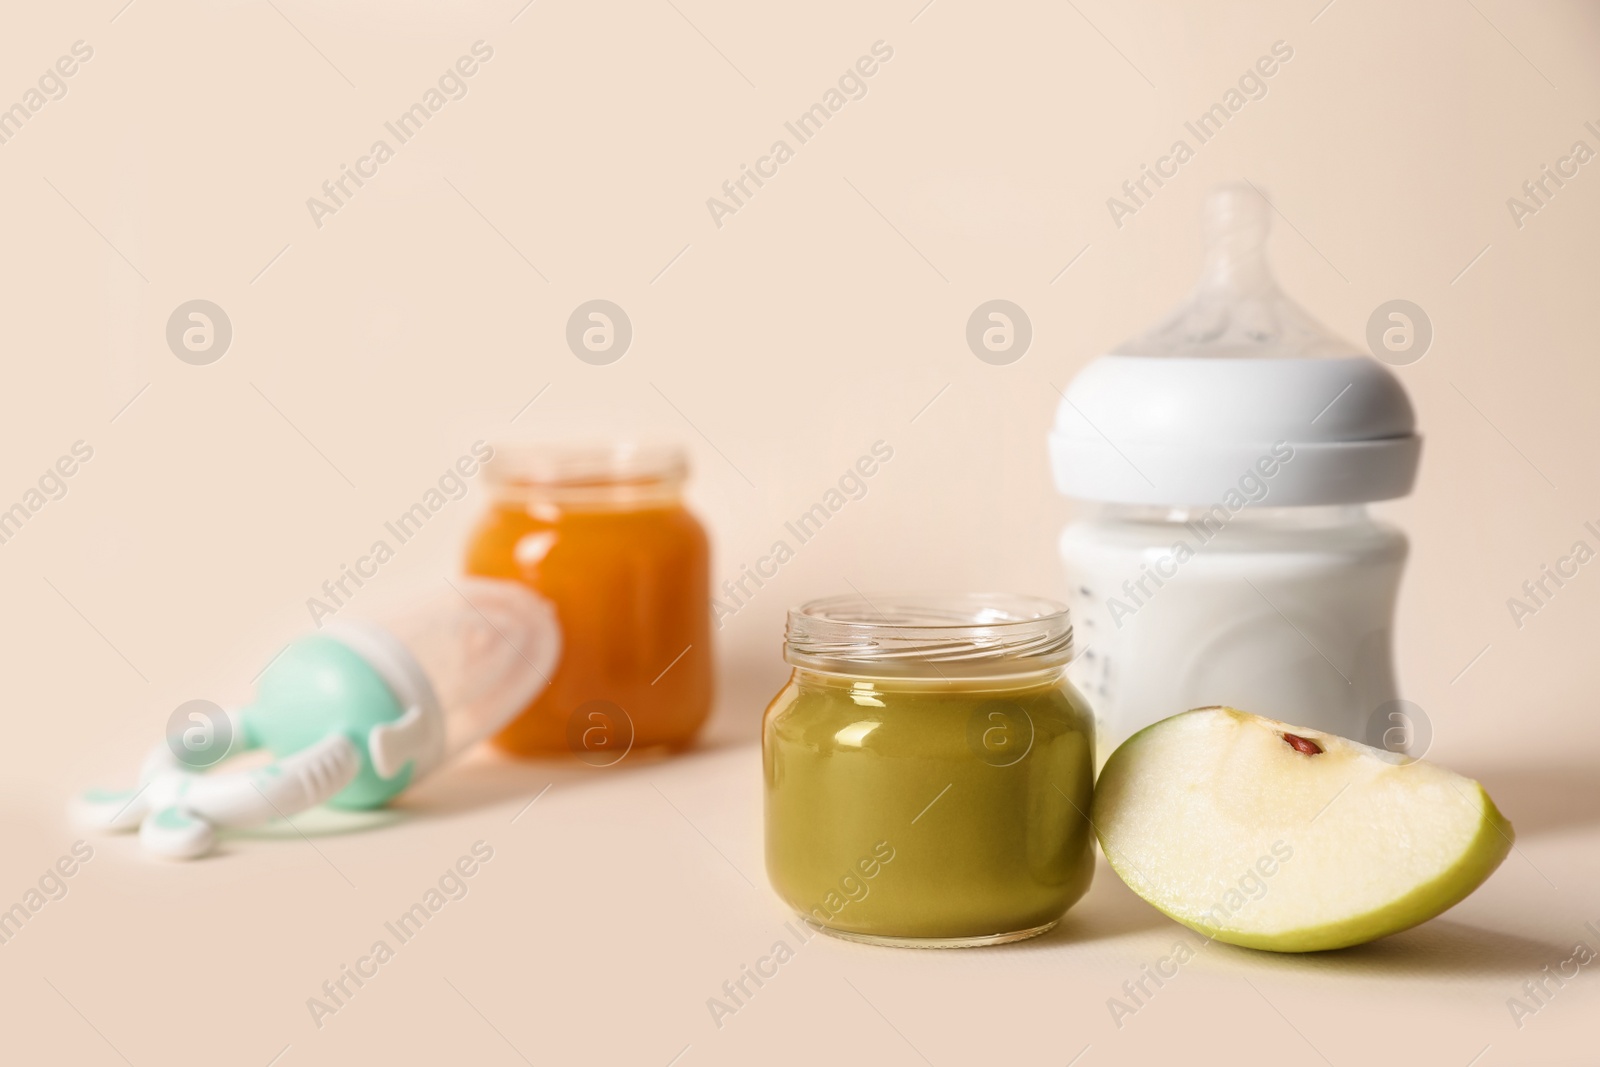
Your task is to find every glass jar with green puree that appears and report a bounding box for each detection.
[763,594,1095,947]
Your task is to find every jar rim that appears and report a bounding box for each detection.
[485,441,687,489]
[784,593,1073,677]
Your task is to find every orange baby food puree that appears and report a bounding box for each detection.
[465,444,713,757]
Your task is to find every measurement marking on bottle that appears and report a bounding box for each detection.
[910,783,952,824]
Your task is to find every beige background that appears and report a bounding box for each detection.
[3,0,1599,1063]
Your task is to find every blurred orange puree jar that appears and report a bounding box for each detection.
[465,443,713,757]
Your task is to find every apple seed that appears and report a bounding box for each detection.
[1282,732,1323,755]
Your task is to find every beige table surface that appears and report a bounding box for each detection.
[5,723,1599,1067]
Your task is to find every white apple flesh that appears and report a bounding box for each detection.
[1091,706,1515,952]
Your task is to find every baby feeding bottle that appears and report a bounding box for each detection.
[1049,183,1422,761]
[74,577,560,858]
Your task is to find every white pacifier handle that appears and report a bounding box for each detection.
[72,578,555,860]
[73,728,366,860]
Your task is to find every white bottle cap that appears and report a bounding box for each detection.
[1050,183,1421,507]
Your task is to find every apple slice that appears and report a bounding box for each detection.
[1091,706,1514,952]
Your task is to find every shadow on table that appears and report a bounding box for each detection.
[1015,857,1569,980]
[391,734,759,821]
[1016,860,1177,949]
[1474,763,1600,840]
[1197,918,1570,979]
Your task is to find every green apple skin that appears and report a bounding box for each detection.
[1091,707,1515,953]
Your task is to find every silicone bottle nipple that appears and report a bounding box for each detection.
[1114,182,1355,360]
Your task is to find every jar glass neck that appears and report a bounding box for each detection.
[783,593,1073,680]
[483,442,688,511]
[490,477,682,511]
[791,666,1067,692]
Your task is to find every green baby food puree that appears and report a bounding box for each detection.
[763,669,1095,945]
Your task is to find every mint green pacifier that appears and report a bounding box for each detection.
[73,577,560,859]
